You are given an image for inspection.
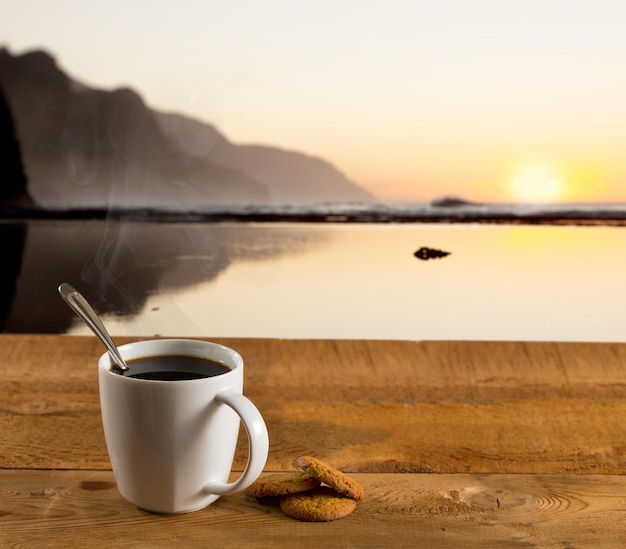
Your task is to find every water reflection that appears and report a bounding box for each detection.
[62,223,626,342]
[0,224,27,328]
[1,220,328,333]
[4,220,626,342]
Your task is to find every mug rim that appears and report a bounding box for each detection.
[98,338,243,382]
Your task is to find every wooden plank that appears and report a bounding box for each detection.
[1,470,625,548]
[1,335,626,472]
[5,336,626,398]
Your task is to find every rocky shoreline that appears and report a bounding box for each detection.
[2,203,626,225]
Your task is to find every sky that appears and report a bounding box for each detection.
[3,0,626,203]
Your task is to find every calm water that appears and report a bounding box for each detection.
[3,219,626,342]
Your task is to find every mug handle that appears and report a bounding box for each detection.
[203,389,269,495]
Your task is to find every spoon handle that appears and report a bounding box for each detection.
[58,283,129,372]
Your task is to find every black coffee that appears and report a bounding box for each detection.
[123,355,231,381]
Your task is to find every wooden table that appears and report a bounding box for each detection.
[1,335,626,547]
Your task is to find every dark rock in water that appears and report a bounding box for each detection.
[414,247,451,260]
[431,196,480,207]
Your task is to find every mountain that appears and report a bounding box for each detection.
[0,48,268,208]
[156,112,376,204]
[0,48,376,209]
[0,85,31,205]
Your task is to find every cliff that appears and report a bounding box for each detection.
[0,48,375,209]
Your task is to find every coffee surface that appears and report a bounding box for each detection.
[123,355,231,381]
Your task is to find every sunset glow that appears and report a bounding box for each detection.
[508,163,565,203]
[3,0,626,204]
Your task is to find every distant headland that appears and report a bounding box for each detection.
[0,47,376,212]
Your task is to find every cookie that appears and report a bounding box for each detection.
[245,471,320,498]
[280,487,357,522]
[294,455,364,500]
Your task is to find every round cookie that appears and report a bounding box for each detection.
[245,471,320,498]
[294,455,364,500]
[280,487,357,522]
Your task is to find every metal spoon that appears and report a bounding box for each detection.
[57,283,129,373]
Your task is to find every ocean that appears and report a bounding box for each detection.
[180,200,626,223]
[2,201,626,342]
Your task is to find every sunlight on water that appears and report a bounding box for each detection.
[58,222,626,342]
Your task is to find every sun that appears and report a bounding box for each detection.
[508,163,566,203]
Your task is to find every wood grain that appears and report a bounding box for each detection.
[3,335,626,547]
[1,335,626,473]
[1,470,625,548]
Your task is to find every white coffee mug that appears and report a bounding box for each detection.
[98,339,269,513]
